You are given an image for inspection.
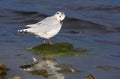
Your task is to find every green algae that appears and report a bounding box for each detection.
[0,62,9,79]
[31,43,87,57]
[30,70,49,78]
[85,74,95,79]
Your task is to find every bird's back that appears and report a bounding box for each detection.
[27,17,61,33]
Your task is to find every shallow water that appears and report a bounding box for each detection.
[0,0,120,79]
[0,0,120,28]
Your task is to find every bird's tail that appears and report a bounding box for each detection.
[18,29,29,33]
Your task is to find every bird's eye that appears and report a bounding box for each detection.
[59,16,61,18]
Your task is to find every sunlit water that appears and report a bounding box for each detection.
[0,0,120,79]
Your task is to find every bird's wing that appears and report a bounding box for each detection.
[26,16,56,27]
[28,21,61,34]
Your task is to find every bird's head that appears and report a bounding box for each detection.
[55,11,65,22]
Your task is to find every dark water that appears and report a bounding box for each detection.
[0,0,120,28]
[0,0,120,79]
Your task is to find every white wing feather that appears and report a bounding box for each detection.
[26,15,61,33]
[26,16,57,27]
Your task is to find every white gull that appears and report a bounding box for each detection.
[18,11,65,44]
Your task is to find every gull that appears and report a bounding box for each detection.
[18,11,65,44]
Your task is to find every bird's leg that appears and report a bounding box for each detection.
[48,39,52,45]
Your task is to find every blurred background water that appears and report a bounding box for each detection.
[0,0,120,79]
[0,0,120,28]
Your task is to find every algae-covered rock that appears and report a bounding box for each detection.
[12,76,21,79]
[86,74,95,79]
[31,43,87,57]
[30,70,48,78]
[0,62,9,78]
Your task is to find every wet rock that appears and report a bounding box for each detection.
[30,70,48,78]
[86,74,95,79]
[31,43,87,57]
[0,62,9,78]
[12,76,21,79]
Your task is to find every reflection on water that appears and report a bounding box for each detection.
[19,57,79,79]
